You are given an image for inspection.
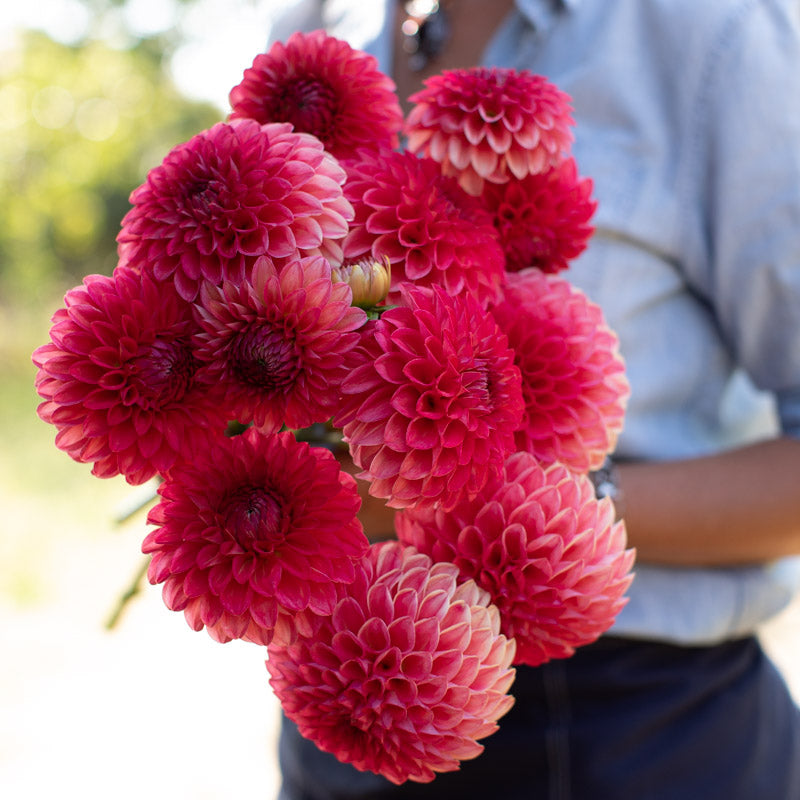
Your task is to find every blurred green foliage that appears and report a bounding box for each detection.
[0,28,220,307]
[0,13,221,605]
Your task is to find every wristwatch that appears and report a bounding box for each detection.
[589,457,625,518]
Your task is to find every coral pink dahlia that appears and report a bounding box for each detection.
[143,427,368,646]
[229,30,403,160]
[481,157,597,273]
[267,541,516,784]
[490,270,629,473]
[117,119,352,301]
[405,67,574,195]
[341,148,505,307]
[32,267,226,485]
[335,284,523,510]
[192,255,367,434]
[396,452,635,667]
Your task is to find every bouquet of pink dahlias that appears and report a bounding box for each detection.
[33,29,634,785]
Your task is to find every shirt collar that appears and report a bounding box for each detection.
[515,0,581,21]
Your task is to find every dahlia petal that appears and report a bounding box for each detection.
[356,392,395,423]
[470,145,499,179]
[183,567,210,599]
[162,578,188,611]
[369,447,405,480]
[405,418,439,449]
[397,449,433,482]
[486,124,513,153]
[388,616,416,652]
[458,169,484,197]
[275,573,313,612]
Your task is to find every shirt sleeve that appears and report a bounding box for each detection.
[682,0,800,438]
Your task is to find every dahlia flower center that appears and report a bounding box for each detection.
[127,338,196,408]
[184,178,224,223]
[220,485,288,552]
[231,324,301,390]
[464,359,496,413]
[436,182,466,218]
[272,78,337,138]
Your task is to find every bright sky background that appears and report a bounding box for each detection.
[0,0,284,111]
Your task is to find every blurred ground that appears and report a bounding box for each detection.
[0,488,283,800]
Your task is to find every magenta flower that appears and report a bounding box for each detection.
[192,255,367,434]
[267,541,516,784]
[32,267,226,485]
[490,270,629,472]
[229,30,403,160]
[143,428,368,646]
[405,67,574,195]
[117,119,352,301]
[481,157,597,273]
[341,148,505,307]
[396,452,635,666]
[335,284,523,510]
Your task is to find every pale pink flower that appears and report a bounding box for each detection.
[397,452,635,666]
[267,541,516,784]
[405,67,574,195]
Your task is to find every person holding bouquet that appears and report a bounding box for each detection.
[30,0,800,796]
[260,1,800,798]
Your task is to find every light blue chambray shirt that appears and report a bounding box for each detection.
[267,0,800,644]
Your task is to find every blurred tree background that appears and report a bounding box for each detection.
[0,0,257,607]
[0,1,221,307]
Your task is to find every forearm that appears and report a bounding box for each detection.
[616,437,800,566]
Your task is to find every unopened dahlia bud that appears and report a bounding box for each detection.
[332,256,391,309]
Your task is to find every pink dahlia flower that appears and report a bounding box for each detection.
[405,67,574,195]
[490,270,629,472]
[267,541,516,784]
[229,30,403,160]
[192,255,367,434]
[341,148,505,306]
[32,268,226,485]
[117,119,352,301]
[335,284,523,510]
[481,157,597,273]
[143,428,368,646]
[396,452,635,666]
